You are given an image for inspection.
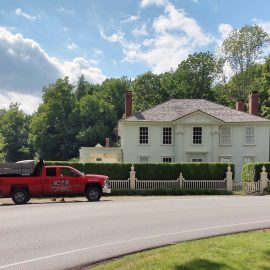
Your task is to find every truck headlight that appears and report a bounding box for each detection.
[105,179,110,188]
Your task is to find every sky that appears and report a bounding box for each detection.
[1,0,270,114]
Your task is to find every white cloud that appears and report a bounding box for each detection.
[0,27,106,112]
[61,58,106,84]
[101,0,213,73]
[141,0,168,8]
[152,3,213,46]
[66,42,78,50]
[15,8,37,21]
[0,27,60,93]
[121,15,140,23]
[0,91,41,114]
[63,27,69,32]
[217,23,233,46]
[56,7,74,15]
[100,30,124,43]
[252,18,270,35]
[132,23,148,37]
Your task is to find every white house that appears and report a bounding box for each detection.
[118,92,270,180]
[80,139,122,163]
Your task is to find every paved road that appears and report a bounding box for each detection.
[0,196,270,270]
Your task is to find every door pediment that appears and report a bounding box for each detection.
[173,110,223,125]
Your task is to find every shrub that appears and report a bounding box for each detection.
[242,163,270,182]
[46,161,234,180]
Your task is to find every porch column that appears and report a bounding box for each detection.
[211,125,219,162]
[175,125,184,162]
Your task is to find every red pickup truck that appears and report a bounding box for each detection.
[0,164,111,204]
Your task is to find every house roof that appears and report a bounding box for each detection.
[124,99,270,123]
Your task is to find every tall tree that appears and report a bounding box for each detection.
[172,52,223,100]
[0,103,32,162]
[30,78,77,160]
[99,77,131,119]
[76,93,116,146]
[221,24,270,100]
[131,71,168,112]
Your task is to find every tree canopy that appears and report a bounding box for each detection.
[0,24,270,161]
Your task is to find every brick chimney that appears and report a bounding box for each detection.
[125,91,132,118]
[248,91,259,115]
[235,100,245,112]
[105,138,110,148]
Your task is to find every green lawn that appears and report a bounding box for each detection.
[91,230,270,270]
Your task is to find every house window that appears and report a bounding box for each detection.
[139,156,149,163]
[193,127,202,144]
[162,157,173,163]
[139,127,148,144]
[163,127,172,144]
[220,127,231,145]
[192,158,203,162]
[245,127,255,145]
[219,156,232,163]
[243,156,255,163]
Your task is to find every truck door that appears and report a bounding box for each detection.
[43,167,72,195]
[59,167,83,194]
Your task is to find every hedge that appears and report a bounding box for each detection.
[46,162,234,181]
[242,162,270,182]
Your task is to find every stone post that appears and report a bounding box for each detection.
[179,172,184,189]
[226,165,233,191]
[130,165,136,189]
[260,166,268,195]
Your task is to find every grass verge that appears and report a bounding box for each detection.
[90,230,270,270]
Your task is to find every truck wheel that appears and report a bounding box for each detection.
[85,187,101,202]
[12,189,30,205]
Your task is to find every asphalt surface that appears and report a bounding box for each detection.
[0,196,270,270]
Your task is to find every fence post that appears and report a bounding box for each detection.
[260,166,268,194]
[226,165,233,191]
[179,172,184,189]
[130,165,136,189]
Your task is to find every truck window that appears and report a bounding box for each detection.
[60,168,79,177]
[46,168,57,177]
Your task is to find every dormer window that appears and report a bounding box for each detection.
[193,127,202,144]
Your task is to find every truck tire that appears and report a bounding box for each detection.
[85,187,101,202]
[12,189,30,205]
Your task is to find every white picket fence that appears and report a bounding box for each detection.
[182,179,226,190]
[244,182,260,193]
[136,179,180,190]
[233,182,243,191]
[109,165,270,195]
[109,179,130,190]
[109,165,232,191]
